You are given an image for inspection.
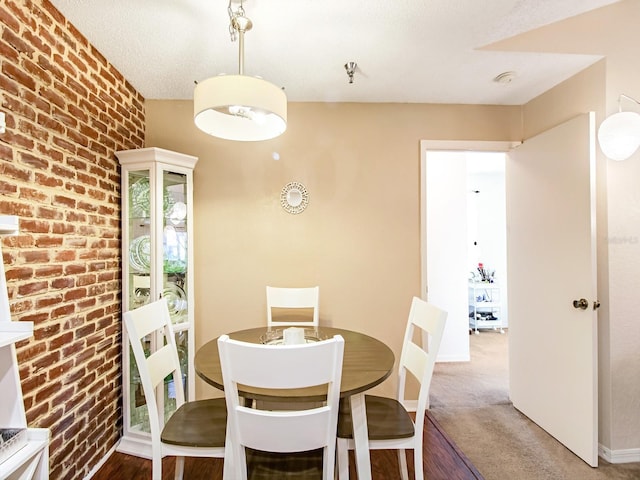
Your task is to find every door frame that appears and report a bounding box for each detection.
[420,140,520,362]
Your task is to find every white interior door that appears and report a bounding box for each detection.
[425,151,470,362]
[506,112,598,466]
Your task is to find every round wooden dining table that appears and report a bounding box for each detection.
[195,326,395,479]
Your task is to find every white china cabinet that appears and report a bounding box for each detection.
[0,215,49,479]
[115,148,198,457]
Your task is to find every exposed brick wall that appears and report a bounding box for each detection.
[0,1,144,478]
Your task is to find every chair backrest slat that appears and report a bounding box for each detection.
[397,297,447,416]
[124,298,186,439]
[219,333,344,480]
[147,343,179,389]
[266,286,320,328]
[236,406,333,452]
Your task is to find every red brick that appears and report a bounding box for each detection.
[5,266,33,281]
[0,200,35,217]
[23,88,51,113]
[53,106,79,129]
[63,288,86,301]
[11,298,35,314]
[52,135,77,154]
[34,172,63,188]
[38,407,64,429]
[19,119,50,143]
[18,280,48,296]
[0,36,20,65]
[76,171,97,187]
[21,372,48,396]
[52,195,76,208]
[55,247,78,263]
[37,53,64,82]
[64,237,87,248]
[35,294,62,310]
[2,129,36,150]
[36,206,63,220]
[34,323,62,340]
[0,3,21,32]
[36,144,64,163]
[21,188,50,204]
[65,182,87,195]
[35,264,64,276]
[51,277,74,289]
[2,26,35,56]
[18,311,48,324]
[4,94,37,121]
[0,143,13,161]
[0,181,18,195]
[76,274,96,287]
[54,25,78,53]
[51,164,75,179]
[65,54,87,84]
[33,353,62,377]
[23,55,52,84]
[0,67,19,95]
[51,304,75,319]
[54,80,79,106]
[21,219,50,233]
[50,333,74,353]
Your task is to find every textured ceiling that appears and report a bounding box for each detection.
[49,0,620,105]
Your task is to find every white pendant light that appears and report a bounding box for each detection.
[597,94,640,161]
[194,1,287,142]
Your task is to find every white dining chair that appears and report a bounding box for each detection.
[266,285,320,328]
[124,299,228,480]
[336,296,447,480]
[218,333,344,480]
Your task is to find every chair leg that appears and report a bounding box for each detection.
[152,455,162,480]
[397,448,409,480]
[174,456,185,480]
[337,438,350,480]
[413,444,424,480]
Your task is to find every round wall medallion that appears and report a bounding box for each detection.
[280,182,309,214]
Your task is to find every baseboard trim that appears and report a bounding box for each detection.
[84,442,118,479]
[599,444,640,464]
[116,435,152,459]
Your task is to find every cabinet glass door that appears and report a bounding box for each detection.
[162,170,190,411]
[117,148,197,456]
[127,169,151,434]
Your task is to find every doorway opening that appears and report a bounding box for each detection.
[422,143,511,365]
[466,152,508,335]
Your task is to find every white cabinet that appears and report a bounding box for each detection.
[0,216,49,480]
[468,282,504,334]
[115,148,198,458]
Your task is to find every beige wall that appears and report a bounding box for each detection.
[145,100,521,399]
[146,0,640,456]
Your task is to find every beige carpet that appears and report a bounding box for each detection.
[429,331,640,480]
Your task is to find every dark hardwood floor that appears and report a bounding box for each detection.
[91,412,483,479]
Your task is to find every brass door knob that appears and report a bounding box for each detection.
[573,298,589,310]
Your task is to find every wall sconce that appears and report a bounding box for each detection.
[597,94,640,161]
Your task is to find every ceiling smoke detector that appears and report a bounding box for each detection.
[493,71,516,84]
